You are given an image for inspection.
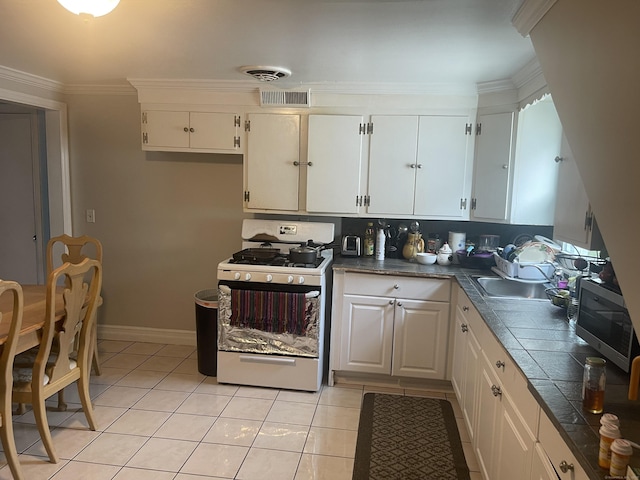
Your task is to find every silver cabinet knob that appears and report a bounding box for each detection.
[559,460,574,473]
[461,324,468,333]
[184,127,189,132]
[393,284,399,289]
[495,360,505,369]
[555,156,564,163]
[502,164,508,169]
[416,164,423,169]
[410,164,416,169]
[189,127,195,133]
[389,300,394,305]
[491,385,502,397]
[463,306,469,312]
[397,302,403,307]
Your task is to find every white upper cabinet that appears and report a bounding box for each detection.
[366,115,473,219]
[553,135,604,250]
[471,97,563,225]
[307,115,363,214]
[414,115,473,218]
[244,113,300,212]
[366,115,419,215]
[471,111,514,222]
[141,110,241,153]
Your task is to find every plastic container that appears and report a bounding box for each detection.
[609,439,633,477]
[582,357,606,414]
[195,289,219,376]
[375,228,385,261]
[478,234,500,252]
[598,423,621,469]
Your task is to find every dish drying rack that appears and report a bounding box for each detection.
[492,253,555,283]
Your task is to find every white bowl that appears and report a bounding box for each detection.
[416,253,437,265]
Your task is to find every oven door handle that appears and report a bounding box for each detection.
[239,355,297,366]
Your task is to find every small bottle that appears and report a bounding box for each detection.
[583,357,606,414]
[364,222,375,256]
[598,422,621,469]
[609,439,633,477]
[375,228,385,261]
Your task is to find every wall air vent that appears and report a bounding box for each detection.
[259,89,311,108]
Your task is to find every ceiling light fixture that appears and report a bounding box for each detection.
[57,0,120,17]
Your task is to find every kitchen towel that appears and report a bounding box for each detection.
[230,289,309,335]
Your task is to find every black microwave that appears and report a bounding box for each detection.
[576,279,639,372]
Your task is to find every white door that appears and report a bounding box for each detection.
[391,299,450,379]
[190,112,238,150]
[366,115,418,215]
[0,113,40,284]
[246,114,300,211]
[415,115,472,218]
[472,112,514,221]
[340,294,393,374]
[307,115,363,214]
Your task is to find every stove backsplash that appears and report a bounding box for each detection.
[341,218,554,256]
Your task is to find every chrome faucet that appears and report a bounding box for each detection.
[518,263,557,283]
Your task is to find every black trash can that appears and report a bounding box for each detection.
[194,289,218,376]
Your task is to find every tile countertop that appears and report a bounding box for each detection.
[332,255,640,480]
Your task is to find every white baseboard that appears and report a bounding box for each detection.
[97,324,197,346]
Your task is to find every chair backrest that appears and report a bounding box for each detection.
[46,235,103,276]
[34,258,102,387]
[0,281,24,411]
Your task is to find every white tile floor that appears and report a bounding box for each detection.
[0,341,482,479]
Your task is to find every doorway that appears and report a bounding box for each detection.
[0,87,72,285]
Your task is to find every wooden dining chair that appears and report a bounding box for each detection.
[46,234,103,377]
[12,258,102,464]
[0,280,25,480]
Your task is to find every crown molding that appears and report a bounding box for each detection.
[476,79,516,95]
[0,65,64,93]
[62,83,137,96]
[512,0,558,37]
[511,57,544,89]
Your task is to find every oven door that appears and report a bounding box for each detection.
[576,281,637,371]
[217,280,322,358]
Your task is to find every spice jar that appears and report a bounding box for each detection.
[609,439,633,477]
[582,357,606,414]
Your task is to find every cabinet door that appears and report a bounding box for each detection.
[245,114,300,211]
[472,112,514,221]
[529,443,559,480]
[143,111,190,148]
[366,115,419,215]
[415,115,472,218]
[553,135,594,248]
[493,388,536,480]
[475,350,501,480]
[307,115,363,214]
[392,299,449,379]
[340,294,393,374]
[189,112,239,150]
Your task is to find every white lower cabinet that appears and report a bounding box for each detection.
[537,412,589,480]
[332,272,451,381]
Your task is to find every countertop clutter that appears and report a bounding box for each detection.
[332,255,639,480]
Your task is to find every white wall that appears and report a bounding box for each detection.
[65,93,250,337]
[529,0,640,332]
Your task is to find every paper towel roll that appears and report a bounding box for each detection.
[449,231,466,263]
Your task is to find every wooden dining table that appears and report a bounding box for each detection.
[0,284,64,353]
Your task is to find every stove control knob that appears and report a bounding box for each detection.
[234,272,241,280]
[266,274,273,282]
[298,276,305,284]
[244,273,252,281]
[287,275,294,284]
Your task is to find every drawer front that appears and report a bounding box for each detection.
[539,412,589,480]
[344,273,450,301]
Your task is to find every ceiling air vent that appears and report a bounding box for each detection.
[260,89,311,108]
[240,65,291,82]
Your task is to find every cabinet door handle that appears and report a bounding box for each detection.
[555,156,564,163]
[461,323,468,333]
[389,300,394,305]
[559,460,574,473]
[397,302,403,307]
[495,360,505,370]
[416,164,422,169]
[189,127,195,133]
[393,284,399,289]
[183,127,189,132]
[293,161,313,167]
[463,306,469,312]
[502,164,509,169]
[491,385,502,397]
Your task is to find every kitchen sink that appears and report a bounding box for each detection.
[471,276,552,300]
